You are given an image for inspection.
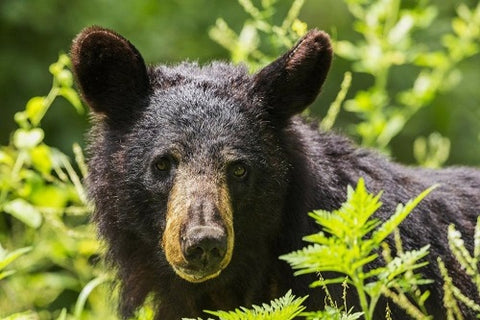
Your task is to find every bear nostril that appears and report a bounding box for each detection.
[210,247,221,259]
[185,246,205,264]
[182,227,227,269]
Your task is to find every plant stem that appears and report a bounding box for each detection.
[353,277,371,320]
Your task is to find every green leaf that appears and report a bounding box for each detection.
[388,14,414,44]
[203,290,307,320]
[414,52,448,68]
[0,311,39,320]
[74,275,110,319]
[474,217,480,259]
[25,96,47,125]
[49,60,63,76]
[303,307,364,320]
[55,309,68,320]
[376,113,406,148]
[0,150,14,166]
[56,69,73,87]
[30,144,53,175]
[13,128,45,149]
[30,184,69,208]
[59,87,84,114]
[14,111,30,129]
[0,270,16,281]
[310,276,349,288]
[3,198,42,228]
[335,40,360,60]
[371,185,436,245]
[0,245,32,272]
[381,245,430,283]
[452,18,468,37]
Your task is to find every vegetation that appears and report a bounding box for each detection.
[186,291,307,320]
[0,56,111,320]
[281,179,434,320]
[1,0,479,319]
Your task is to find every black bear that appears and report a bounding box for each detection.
[71,26,480,319]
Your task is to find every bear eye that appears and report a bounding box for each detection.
[155,157,171,172]
[230,162,248,179]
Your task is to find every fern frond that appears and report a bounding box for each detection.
[303,306,363,320]
[448,224,480,288]
[371,185,436,245]
[474,216,480,261]
[200,291,307,320]
[438,257,464,320]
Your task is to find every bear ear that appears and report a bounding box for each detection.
[251,29,333,120]
[70,26,150,120]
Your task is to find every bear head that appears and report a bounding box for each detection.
[70,26,332,285]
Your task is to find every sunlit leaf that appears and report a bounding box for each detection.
[0,246,32,271]
[30,144,53,175]
[0,150,14,166]
[59,87,84,114]
[371,185,436,244]
[3,198,42,228]
[202,290,307,320]
[57,69,73,87]
[0,311,39,320]
[30,184,69,208]
[335,40,360,60]
[25,96,47,125]
[74,275,111,319]
[13,128,45,149]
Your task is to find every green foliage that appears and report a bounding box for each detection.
[413,132,451,169]
[438,218,480,320]
[129,303,155,320]
[189,290,307,320]
[337,0,480,157]
[303,307,363,320]
[209,0,309,72]
[210,0,480,166]
[0,244,31,281]
[0,54,87,226]
[0,55,113,320]
[281,178,434,320]
[302,277,364,320]
[208,0,355,141]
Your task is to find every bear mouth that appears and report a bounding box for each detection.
[173,264,224,283]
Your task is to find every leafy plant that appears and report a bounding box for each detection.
[281,178,434,320]
[438,218,480,320]
[0,244,31,281]
[209,0,309,72]
[301,276,364,320]
[0,54,86,228]
[336,0,480,156]
[186,290,307,320]
[413,132,451,169]
[0,54,112,320]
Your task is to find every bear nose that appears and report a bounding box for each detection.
[181,226,227,270]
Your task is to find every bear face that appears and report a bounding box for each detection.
[121,67,294,282]
[71,26,332,308]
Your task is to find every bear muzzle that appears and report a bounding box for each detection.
[162,178,234,283]
[181,225,227,273]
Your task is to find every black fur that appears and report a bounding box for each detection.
[71,27,480,319]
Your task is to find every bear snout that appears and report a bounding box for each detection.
[162,178,235,283]
[181,225,227,271]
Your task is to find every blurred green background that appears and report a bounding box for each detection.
[1,0,479,165]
